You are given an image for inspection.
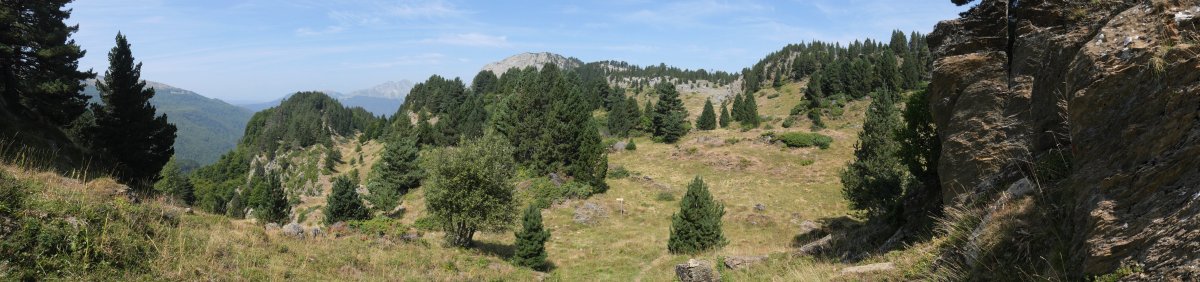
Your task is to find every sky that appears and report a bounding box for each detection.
[66,0,969,103]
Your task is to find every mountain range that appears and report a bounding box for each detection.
[238,80,413,116]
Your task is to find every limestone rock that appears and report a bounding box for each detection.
[840,262,894,275]
[573,202,607,225]
[723,255,768,270]
[282,223,305,239]
[481,52,583,77]
[674,259,720,282]
[799,234,832,256]
[265,223,281,232]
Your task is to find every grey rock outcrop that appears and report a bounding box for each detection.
[674,259,720,282]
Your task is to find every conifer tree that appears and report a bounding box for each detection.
[730,93,745,123]
[570,120,609,194]
[668,176,726,254]
[741,92,760,127]
[718,103,730,128]
[254,173,290,224]
[0,0,95,126]
[652,82,688,143]
[153,156,194,205]
[512,205,551,270]
[89,33,177,189]
[367,134,422,210]
[696,98,717,130]
[607,91,631,137]
[325,175,369,224]
[624,97,642,133]
[841,90,905,218]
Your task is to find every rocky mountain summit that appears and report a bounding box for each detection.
[481,52,584,76]
[346,80,413,100]
[927,0,1200,279]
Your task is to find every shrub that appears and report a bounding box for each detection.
[782,118,795,128]
[609,166,631,179]
[777,132,833,149]
[656,192,677,201]
[413,216,440,231]
[625,139,637,151]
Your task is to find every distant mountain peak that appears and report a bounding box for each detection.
[481,52,583,76]
[346,80,413,100]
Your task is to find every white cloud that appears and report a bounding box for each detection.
[422,33,511,48]
[294,25,346,36]
[345,53,448,69]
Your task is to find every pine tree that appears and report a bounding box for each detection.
[730,93,745,123]
[718,103,730,128]
[153,156,194,205]
[668,176,726,254]
[325,175,369,224]
[695,98,717,130]
[0,0,96,126]
[255,173,290,224]
[624,97,642,133]
[512,205,551,270]
[652,82,688,143]
[367,134,422,211]
[607,91,631,137]
[570,120,609,194]
[741,92,760,127]
[841,90,905,218]
[89,33,177,189]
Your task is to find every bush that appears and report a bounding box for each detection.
[413,216,440,231]
[422,133,517,247]
[530,179,593,209]
[777,132,833,149]
[512,206,550,270]
[781,118,794,128]
[655,192,677,201]
[609,166,631,179]
[625,139,637,151]
[325,176,369,224]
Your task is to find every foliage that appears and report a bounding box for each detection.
[421,133,517,247]
[668,176,726,254]
[241,92,379,155]
[367,134,423,210]
[718,103,731,128]
[153,156,194,204]
[0,170,177,280]
[841,90,905,218]
[777,132,834,149]
[608,166,630,179]
[0,0,96,127]
[512,206,551,270]
[625,139,637,151]
[651,82,689,143]
[898,88,941,200]
[88,33,177,189]
[249,171,289,224]
[696,98,717,130]
[325,175,369,224]
[529,179,592,209]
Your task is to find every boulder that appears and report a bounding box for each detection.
[840,262,894,275]
[282,223,305,239]
[386,205,406,219]
[400,232,421,241]
[549,173,566,186]
[573,202,607,225]
[674,259,720,282]
[309,227,324,238]
[184,208,194,215]
[753,203,766,212]
[723,255,768,270]
[611,141,628,152]
[265,223,281,231]
[799,234,833,256]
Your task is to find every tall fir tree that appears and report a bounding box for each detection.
[512,205,551,270]
[367,134,423,211]
[730,92,745,124]
[668,176,726,254]
[0,0,95,126]
[695,98,717,130]
[718,103,731,128]
[89,33,177,189]
[325,176,369,224]
[740,92,760,127]
[607,90,632,137]
[623,97,642,133]
[651,82,688,143]
[841,90,905,218]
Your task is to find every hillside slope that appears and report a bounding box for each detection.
[927,0,1200,279]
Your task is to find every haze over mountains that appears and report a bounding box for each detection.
[238,80,414,116]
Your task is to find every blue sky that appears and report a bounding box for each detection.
[67,0,968,103]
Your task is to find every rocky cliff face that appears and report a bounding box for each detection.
[481,52,584,76]
[928,0,1199,279]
